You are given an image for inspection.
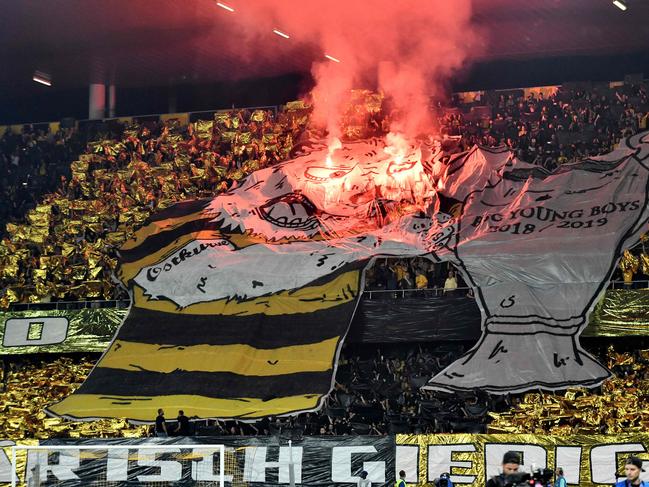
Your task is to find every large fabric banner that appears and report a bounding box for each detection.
[397,433,649,486]
[48,131,649,421]
[2,291,649,355]
[0,308,126,355]
[3,434,649,486]
[1,436,394,486]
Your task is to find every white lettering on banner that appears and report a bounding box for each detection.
[25,449,80,482]
[590,443,646,484]
[428,444,476,484]
[2,317,68,347]
[244,446,303,483]
[555,446,582,485]
[106,448,128,481]
[485,444,546,482]
[0,441,14,483]
[135,448,182,482]
[395,445,419,483]
[191,448,233,482]
[331,446,385,483]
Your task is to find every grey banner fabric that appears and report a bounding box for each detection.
[23,436,395,486]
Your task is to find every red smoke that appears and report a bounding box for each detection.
[231,0,481,139]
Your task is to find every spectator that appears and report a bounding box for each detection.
[155,409,168,437]
[175,410,191,436]
[444,270,458,294]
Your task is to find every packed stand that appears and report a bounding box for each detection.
[4,340,643,439]
[363,257,469,296]
[489,340,649,434]
[439,82,649,167]
[0,105,309,308]
[0,125,83,237]
[191,343,508,437]
[3,81,649,307]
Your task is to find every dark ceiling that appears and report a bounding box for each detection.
[1,0,648,123]
[2,0,648,91]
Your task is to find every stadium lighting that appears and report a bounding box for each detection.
[32,71,51,86]
[273,29,290,39]
[613,0,627,10]
[325,54,341,63]
[216,2,234,12]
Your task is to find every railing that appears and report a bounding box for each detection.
[363,286,473,299]
[5,280,648,311]
[8,299,131,312]
[608,280,649,289]
[1,104,286,135]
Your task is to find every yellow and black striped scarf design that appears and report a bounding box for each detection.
[47,138,434,421]
[47,199,364,421]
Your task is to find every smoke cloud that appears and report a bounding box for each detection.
[230,0,481,138]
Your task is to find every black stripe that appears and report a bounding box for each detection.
[120,219,223,263]
[77,368,332,400]
[117,301,356,348]
[147,198,211,223]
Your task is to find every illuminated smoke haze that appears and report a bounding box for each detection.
[231,0,482,139]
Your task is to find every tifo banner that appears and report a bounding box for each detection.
[397,433,649,486]
[48,131,649,421]
[0,308,126,355]
[1,436,394,486]
[3,434,649,486]
[1,291,649,354]
[349,294,481,343]
[353,289,649,343]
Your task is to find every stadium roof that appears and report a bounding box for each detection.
[1,0,648,92]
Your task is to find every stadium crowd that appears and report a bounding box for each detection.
[3,340,648,438]
[2,79,649,438]
[191,342,498,437]
[0,125,82,236]
[153,340,649,437]
[3,81,649,308]
[0,105,308,307]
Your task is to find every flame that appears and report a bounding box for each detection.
[383,132,410,162]
[326,137,342,167]
[383,132,415,184]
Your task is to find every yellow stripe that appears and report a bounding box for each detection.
[99,338,338,376]
[132,269,360,316]
[48,393,321,421]
[121,210,207,251]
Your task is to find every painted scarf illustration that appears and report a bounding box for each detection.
[48,132,649,421]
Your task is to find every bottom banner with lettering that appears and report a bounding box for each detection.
[1,436,394,486]
[3,434,649,486]
[397,433,649,486]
